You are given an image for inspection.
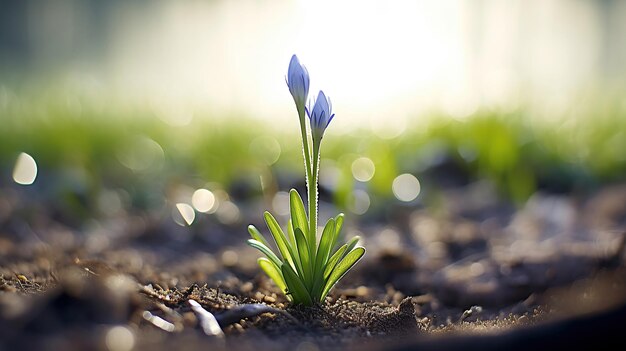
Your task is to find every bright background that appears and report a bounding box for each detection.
[3,0,626,126]
[1,0,626,224]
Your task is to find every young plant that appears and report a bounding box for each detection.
[247,55,365,305]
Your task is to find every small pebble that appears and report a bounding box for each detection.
[0,285,17,293]
[414,294,433,305]
[392,291,405,304]
[188,299,224,337]
[356,286,369,297]
[460,305,483,322]
[241,282,253,293]
[263,295,276,303]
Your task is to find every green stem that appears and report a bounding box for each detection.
[297,107,312,183]
[308,139,320,253]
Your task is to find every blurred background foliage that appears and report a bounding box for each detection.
[1,0,626,229]
[1,87,625,226]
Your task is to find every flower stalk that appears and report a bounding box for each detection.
[247,55,365,305]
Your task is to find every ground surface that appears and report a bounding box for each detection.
[1,181,626,350]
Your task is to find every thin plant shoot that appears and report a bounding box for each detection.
[247,55,365,305]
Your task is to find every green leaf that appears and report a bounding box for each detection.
[294,228,312,288]
[281,261,313,305]
[290,189,316,275]
[312,214,346,301]
[323,244,348,279]
[289,189,308,238]
[248,224,270,248]
[286,219,297,246]
[311,274,325,302]
[314,218,336,282]
[332,213,345,250]
[321,247,365,300]
[343,236,361,259]
[335,213,345,229]
[258,257,287,295]
[310,218,337,302]
[263,211,297,268]
[247,239,282,268]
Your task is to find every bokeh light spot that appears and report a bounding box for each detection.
[221,249,239,266]
[351,157,375,182]
[370,114,407,139]
[249,136,281,165]
[470,262,485,277]
[175,203,195,226]
[216,201,240,224]
[348,189,370,215]
[105,326,135,351]
[392,173,421,202]
[192,188,216,213]
[116,136,165,172]
[272,191,290,216]
[319,159,341,190]
[13,152,37,185]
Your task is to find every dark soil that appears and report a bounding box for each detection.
[1,182,626,350]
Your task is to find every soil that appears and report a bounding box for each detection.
[1,182,626,350]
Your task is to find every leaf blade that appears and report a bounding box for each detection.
[263,211,297,268]
[247,239,282,268]
[294,228,312,288]
[323,244,348,279]
[321,247,365,300]
[314,218,336,281]
[287,219,297,247]
[257,257,287,295]
[332,213,345,250]
[290,189,316,266]
[343,236,361,259]
[289,189,309,238]
[248,224,270,248]
[281,261,313,305]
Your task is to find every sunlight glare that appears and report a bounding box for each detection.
[392,173,421,202]
[192,188,217,213]
[105,326,135,351]
[249,136,281,165]
[272,191,290,216]
[348,189,370,215]
[351,157,376,182]
[175,203,196,226]
[13,152,38,185]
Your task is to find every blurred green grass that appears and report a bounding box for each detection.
[1,89,625,217]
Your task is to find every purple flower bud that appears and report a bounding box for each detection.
[307,91,335,141]
[286,55,310,111]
